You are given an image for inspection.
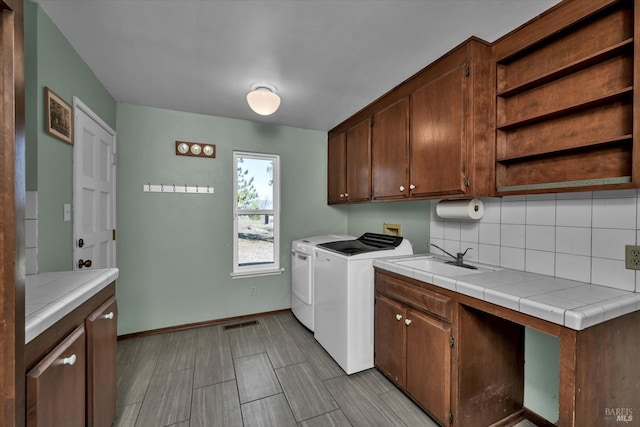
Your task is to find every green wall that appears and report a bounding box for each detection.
[524,328,560,423]
[347,200,430,254]
[115,103,349,334]
[24,0,117,271]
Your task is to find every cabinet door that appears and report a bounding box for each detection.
[328,132,347,204]
[86,297,118,427]
[345,118,371,202]
[411,64,467,197]
[372,97,410,200]
[406,309,451,426]
[26,326,86,427]
[374,294,406,388]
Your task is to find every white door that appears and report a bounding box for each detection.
[73,98,116,270]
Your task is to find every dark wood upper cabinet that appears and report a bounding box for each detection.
[493,0,637,194]
[345,118,372,203]
[329,37,493,203]
[327,119,371,204]
[327,133,347,204]
[372,97,410,200]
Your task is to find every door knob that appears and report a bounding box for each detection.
[103,312,114,320]
[409,184,416,190]
[395,314,402,321]
[78,259,92,269]
[61,354,77,366]
[399,186,405,192]
[405,318,412,326]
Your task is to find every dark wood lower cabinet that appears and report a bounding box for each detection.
[26,326,86,427]
[405,309,451,426]
[86,296,118,427]
[374,277,453,426]
[25,283,117,427]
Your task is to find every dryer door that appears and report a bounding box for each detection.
[292,250,312,304]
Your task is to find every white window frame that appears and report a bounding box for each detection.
[231,151,282,278]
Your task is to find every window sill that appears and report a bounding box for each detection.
[230,268,285,279]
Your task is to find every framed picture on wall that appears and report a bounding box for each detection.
[45,87,73,145]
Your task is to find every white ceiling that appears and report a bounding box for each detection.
[34,0,560,131]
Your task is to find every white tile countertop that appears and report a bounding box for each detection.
[373,255,640,330]
[25,268,119,343]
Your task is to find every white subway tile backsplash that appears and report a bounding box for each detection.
[480,199,501,223]
[525,225,555,252]
[591,228,632,260]
[25,191,38,220]
[555,253,591,283]
[460,221,479,243]
[592,197,637,229]
[430,220,444,239]
[556,226,591,256]
[479,223,500,245]
[443,220,461,241]
[591,258,635,291]
[478,244,500,265]
[501,247,525,270]
[556,198,592,228]
[526,198,556,226]
[430,191,640,293]
[501,224,525,248]
[501,201,526,224]
[525,249,555,276]
[25,219,38,248]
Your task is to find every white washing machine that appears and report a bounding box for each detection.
[314,233,413,374]
[291,234,355,331]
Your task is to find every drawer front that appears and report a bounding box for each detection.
[376,272,452,321]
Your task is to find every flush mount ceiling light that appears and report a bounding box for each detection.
[246,83,281,116]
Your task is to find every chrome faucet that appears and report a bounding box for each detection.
[430,243,477,269]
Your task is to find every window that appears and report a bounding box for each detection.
[232,152,281,277]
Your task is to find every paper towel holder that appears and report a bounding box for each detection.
[436,198,484,220]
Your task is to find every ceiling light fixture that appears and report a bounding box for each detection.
[246,83,281,116]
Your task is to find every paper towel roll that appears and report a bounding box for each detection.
[436,198,484,220]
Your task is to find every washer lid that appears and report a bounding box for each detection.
[317,233,403,256]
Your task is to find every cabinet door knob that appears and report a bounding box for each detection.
[344,193,349,197]
[395,314,402,321]
[62,354,77,366]
[405,318,412,326]
[339,193,345,198]
[409,184,416,190]
[104,312,114,320]
[399,186,405,192]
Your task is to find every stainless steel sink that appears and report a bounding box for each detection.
[393,256,498,276]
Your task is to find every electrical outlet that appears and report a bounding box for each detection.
[250,286,257,296]
[625,245,640,270]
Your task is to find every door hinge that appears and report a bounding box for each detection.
[449,336,455,348]
[112,153,116,166]
[464,176,470,187]
[450,412,454,424]
[465,65,470,77]
[112,229,116,241]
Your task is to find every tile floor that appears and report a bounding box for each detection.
[113,311,537,427]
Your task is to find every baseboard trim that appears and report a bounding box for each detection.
[117,308,291,340]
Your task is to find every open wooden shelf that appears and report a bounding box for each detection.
[497,38,633,98]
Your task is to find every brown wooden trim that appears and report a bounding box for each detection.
[633,0,640,186]
[0,0,25,426]
[25,283,116,370]
[117,308,292,340]
[522,407,557,427]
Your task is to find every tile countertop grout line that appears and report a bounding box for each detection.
[373,256,640,331]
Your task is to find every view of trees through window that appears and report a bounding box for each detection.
[236,156,275,266]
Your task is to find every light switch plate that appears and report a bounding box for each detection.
[625,245,640,270]
[63,204,71,222]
